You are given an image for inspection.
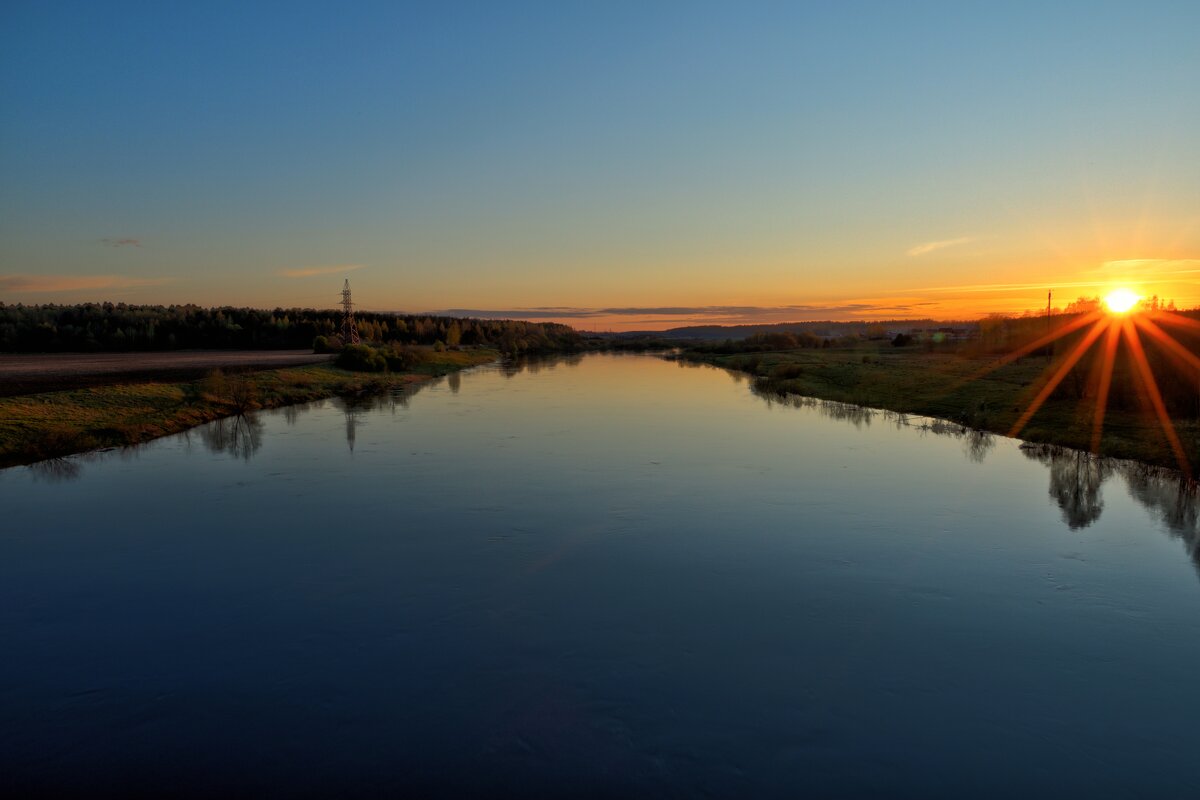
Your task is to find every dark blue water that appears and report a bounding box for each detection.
[4,354,1199,797]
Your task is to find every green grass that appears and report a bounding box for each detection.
[0,348,497,468]
[685,343,1200,470]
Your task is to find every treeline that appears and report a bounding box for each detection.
[683,327,966,355]
[688,331,832,354]
[966,298,1192,356]
[0,303,583,355]
[1038,311,1200,417]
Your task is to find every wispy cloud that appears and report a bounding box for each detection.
[277,264,365,278]
[912,279,1108,294]
[907,236,973,257]
[0,274,169,293]
[99,237,141,247]
[913,259,1200,295]
[1092,258,1200,277]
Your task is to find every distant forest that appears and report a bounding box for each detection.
[0,303,583,355]
[628,319,974,341]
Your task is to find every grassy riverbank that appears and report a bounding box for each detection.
[682,343,1200,471]
[0,348,497,468]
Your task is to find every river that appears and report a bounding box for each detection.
[3,353,1199,797]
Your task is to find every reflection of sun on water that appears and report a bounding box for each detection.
[1104,288,1141,314]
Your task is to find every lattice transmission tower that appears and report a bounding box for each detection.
[340,278,360,345]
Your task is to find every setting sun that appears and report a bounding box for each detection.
[1104,288,1141,314]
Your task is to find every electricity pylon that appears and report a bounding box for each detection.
[340,279,360,345]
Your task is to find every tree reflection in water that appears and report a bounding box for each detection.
[1019,444,1200,572]
[333,381,427,453]
[199,413,264,461]
[27,456,83,482]
[282,400,324,426]
[751,385,877,429]
[499,353,584,378]
[1123,463,1200,566]
[1019,444,1110,529]
[962,429,996,464]
[747,372,1200,571]
[753,382,995,463]
[25,446,136,482]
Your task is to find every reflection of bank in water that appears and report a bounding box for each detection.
[1020,443,1200,567]
[28,443,153,483]
[333,381,428,454]
[751,381,997,462]
[498,352,585,379]
[750,380,1200,572]
[1020,443,1198,531]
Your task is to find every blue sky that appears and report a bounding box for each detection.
[2,1,1198,327]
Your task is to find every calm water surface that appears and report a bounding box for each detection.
[4,354,1200,797]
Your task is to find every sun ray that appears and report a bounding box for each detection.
[1008,318,1109,438]
[1090,320,1121,454]
[958,309,1105,388]
[1122,319,1191,478]
[1149,309,1200,334]
[1133,315,1200,372]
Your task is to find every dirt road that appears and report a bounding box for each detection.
[0,350,335,396]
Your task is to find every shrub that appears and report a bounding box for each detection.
[227,375,259,413]
[336,344,388,372]
[770,363,805,379]
[383,342,421,371]
[199,367,259,409]
[201,368,228,400]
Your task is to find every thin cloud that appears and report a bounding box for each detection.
[432,306,807,320]
[434,308,610,319]
[0,274,169,293]
[911,279,1112,294]
[1092,258,1200,276]
[277,264,365,278]
[100,237,141,247]
[913,259,1200,294]
[602,306,812,316]
[907,236,973,257]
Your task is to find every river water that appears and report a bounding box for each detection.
[3,353,1199,797]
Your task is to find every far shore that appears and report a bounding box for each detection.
[0,350,336,397]
[0,348,498,468]
[678,344,1199,475]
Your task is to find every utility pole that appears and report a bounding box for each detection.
[1046,289,1053,361]
[340,279,360,345]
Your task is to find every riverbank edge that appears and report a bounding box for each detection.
[677,350,1198,476]
[0,349,499,469]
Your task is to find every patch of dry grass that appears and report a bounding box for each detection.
[0,350,497,467]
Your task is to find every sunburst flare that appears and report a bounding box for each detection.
[995,297,1197,479]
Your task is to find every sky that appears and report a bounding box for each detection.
[2,1,1198,330]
